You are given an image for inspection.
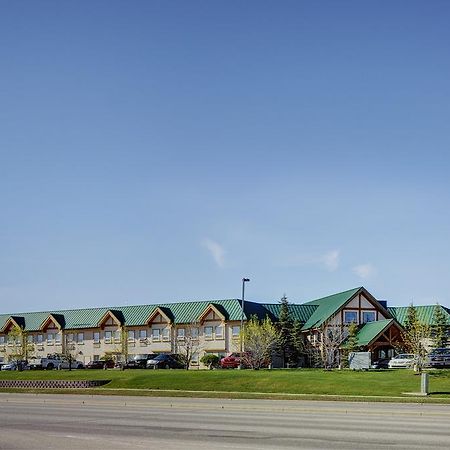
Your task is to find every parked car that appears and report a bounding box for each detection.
[1,360,29,371]
[388,354,416,369]
[57,359,84,370]
[427,348,450,368]
[220,353,243,369]
[146,354,184,369]
[86,359,115,369]
[124,354,158,369]
[370,358,390,369]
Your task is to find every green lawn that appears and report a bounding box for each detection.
[1,368,450,399]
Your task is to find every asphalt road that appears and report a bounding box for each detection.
[1,393,450,449]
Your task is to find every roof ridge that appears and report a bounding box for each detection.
[302,286,362,305]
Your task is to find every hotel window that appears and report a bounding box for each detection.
[191,353,199,365]
[93,332,100,344]
[162,328,170,341]
[55,333,62,345]
[67,333,74,343]
[104,331,112,343]
[177,328,185,340]
[114,330,121,342]
[191,327,199,340]
[0,336,5,345]
[77,332,84,344]
[204,326,213,339]
[27,334,34,343]
[362,311,376,323]
[344,311,358,324]
[139,329,147,340]
[152,328,161,341]
[215,326,223,339]
[47,333,54,345]
[128,330,135,342]
[232,326,240,338]
[37,334,43,344]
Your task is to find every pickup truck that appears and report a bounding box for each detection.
[29,354,84,370]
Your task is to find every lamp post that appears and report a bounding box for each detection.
[239,278,250,369]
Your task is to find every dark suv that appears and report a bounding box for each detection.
[146,354,185,369]
[125,354,158,369]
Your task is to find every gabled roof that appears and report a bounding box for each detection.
[97,309,124,328]
[146,306,174,324]
[40,313,65,331]
[0,299,251,331]
[0,316,25,332]
[354,319,396,347]
[301,287,362,330]
[198,303,228,323]
[388,305,450,327]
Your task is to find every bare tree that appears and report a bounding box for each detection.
[318,323,347,369]
[176,322,203,370]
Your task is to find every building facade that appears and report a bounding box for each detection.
[0,287,449,367]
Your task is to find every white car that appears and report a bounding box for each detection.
[388,354,416,369]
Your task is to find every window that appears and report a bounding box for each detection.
[344,311,358,324]
[177,328,185,340]
[215,326,223,339]
[47,333,54,345]
[27,334,34,343]
[104,331,112,343]
[77,332,84,344]
[114,330,121,342]
[191,327,199,339]
[162,328,170,341]
[204,326,213,339]
[139,329,147,340]
[128,330,135,342]
[362,311,376,323]
[232,326,240,338]
[0,336,5,345]
[55,333,62,345]
[37,334,43,344]
[93,332,100,344]
[67,333,74,343]
[152,328,161,341]
[93,355,100,361]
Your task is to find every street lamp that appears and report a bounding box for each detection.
[240,278,250,369]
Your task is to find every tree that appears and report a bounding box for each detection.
[402,304,430,372]
[432,304,448,349]
[240,316,279,370]
[342,322,359,368]
[319,323,347,369]
[291,319,305,366]
[276,295,295,367]
[176,322,204,370]
[200,353,220,369]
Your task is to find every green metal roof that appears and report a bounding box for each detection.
[388,305,450,327]
[0,299,264,332]
[301,287,362,330]
[354,319,395,347]
[261,303,318,323]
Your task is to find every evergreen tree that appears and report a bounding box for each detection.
[292,319,304,366]
[432,304,448,349]
[277,295,294,367]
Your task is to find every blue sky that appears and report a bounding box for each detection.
[1,1,450,313]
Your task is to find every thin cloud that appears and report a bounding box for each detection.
[353,263,376,279]
[319,250,340,272]
[202,238,226,268]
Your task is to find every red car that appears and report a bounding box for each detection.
[220,353,245,369]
